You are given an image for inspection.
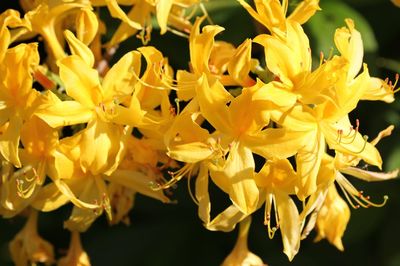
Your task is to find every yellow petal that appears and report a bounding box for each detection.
[106,169,170,203]
[315,185,350,251]
[64,177,105,232]
[212,143,259,215]
[296,130,325,200]
[102,50,142,101]
[0,116,23,167]
[196,75,233,135]
[195,164,211,225]
[64,30,95,67]
[238,0,286,35]
[322,116,382,168]
[361,77,395,103]
[275,191,301,261]
[288,0,321,24]
[340,167,398,182]
[20,115,59,157]
[105,0,142,30]
[190,17,225,74]
[79,120,125,175]
[156,0,173,34]
[227,39,255,86]
[244,128,309,160]
[107,1,151,46]
[35,101,93,128]
[32,183,69,212]
[334,19,363,81]
[75,7,98,45]
[58,55,102,108]
[9,210,55,266]
[205,204,247,232]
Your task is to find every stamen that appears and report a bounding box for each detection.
[264,194,280,239]
[187,173,199,205]
[392,73,400,93]
[166,26,190,39]
[200,3,214,25]
[174,98,181,115]
[151,163,195,190]
[14,165,39,199]
[336,174,388,209]
[102,192,112,221]
[319,51,324,66]
[136,25,152,45]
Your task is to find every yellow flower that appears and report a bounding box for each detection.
[58,231,91,266]
[0,113,60,217]
[9,210,54,266]
[255,158,301,261]
[103,0,200,46]
[0,43,40,167]
[392,0,400,7]
[239,0,320,38]
[222,217,265,266]
[274,103,382,200]
[177,17,256,101]
[314,184,350,251]
[0,9,31,62]
[36,32,144,175]
[300,126,397,250]
[22,0,97,64]
[196,77,307,214]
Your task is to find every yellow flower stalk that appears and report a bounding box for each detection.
[58,231,91,266]
[222,217,265,266]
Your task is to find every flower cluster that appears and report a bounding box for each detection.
[0,0,398,265]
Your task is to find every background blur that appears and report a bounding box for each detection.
[1,0,400,265]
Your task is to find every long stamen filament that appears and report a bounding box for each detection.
[150,163,194,190]
[336,174,388,209]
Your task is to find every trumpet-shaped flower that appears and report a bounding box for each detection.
[314,184,350,251]
[197,77,308,214]
[222,217,264,266]
[36,33,144,175]
[103,0,200,46]
[239,0,320,38]
[0,9,31,62]
[177,17,256,101]
[9,210,54,265]
[22,0,97,64]
[255,158,301,261]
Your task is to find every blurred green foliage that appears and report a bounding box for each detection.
[1,0,400,265]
